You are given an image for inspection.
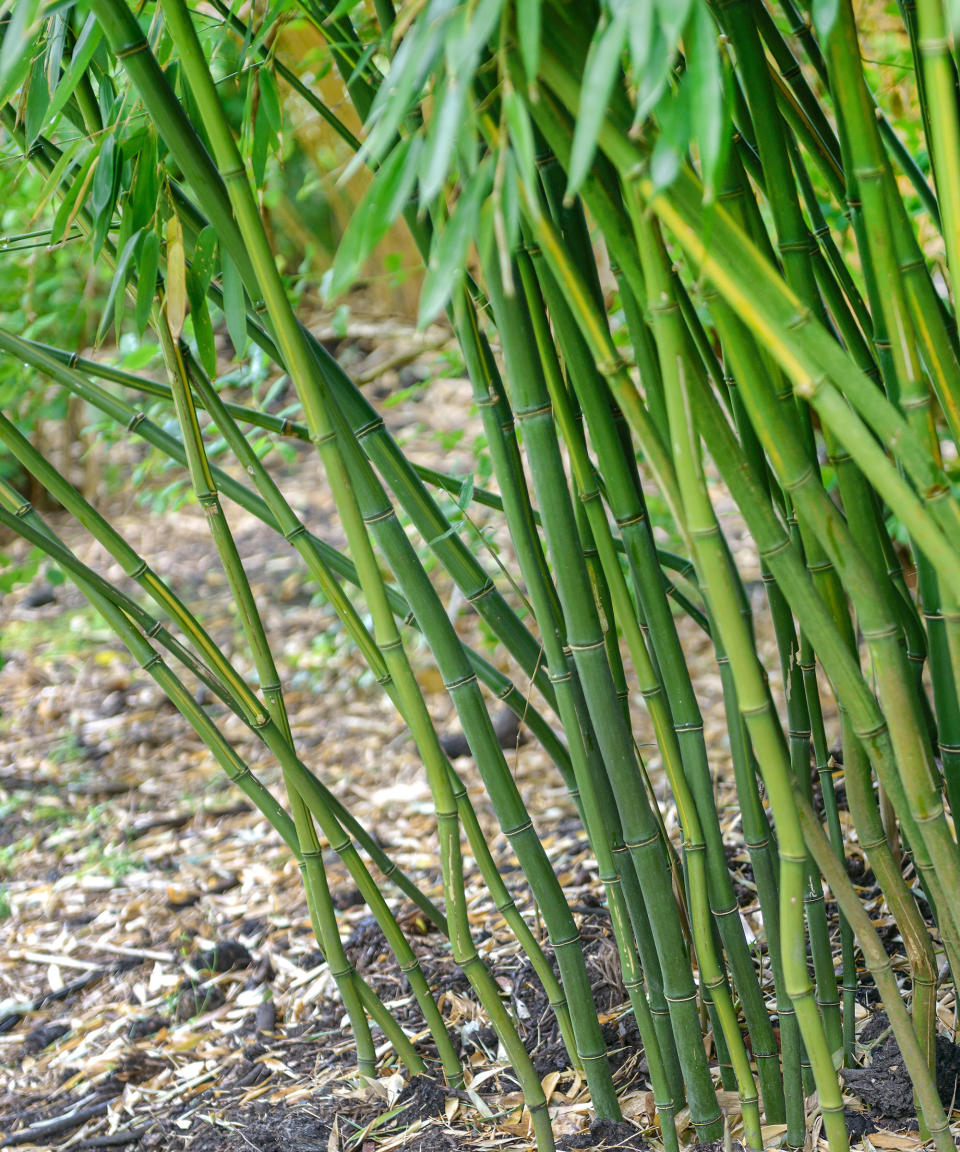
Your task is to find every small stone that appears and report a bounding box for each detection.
[195,940,252,972]
[24,584,56,609]
[99,690,127,718]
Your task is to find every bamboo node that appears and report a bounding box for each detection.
[115,38,149,59]
[465,580,495,602]
[354,418,383,439]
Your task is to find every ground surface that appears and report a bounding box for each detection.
[0,319,957,1151]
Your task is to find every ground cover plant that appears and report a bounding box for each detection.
[3,0,960,1148]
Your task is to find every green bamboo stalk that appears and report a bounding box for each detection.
[155,314,379,1075]
[515,247,767,1144]
[0,489,428,1074]
[528,227,785,1123]
[629,204,848,1152]
[796,792,952,1152]
[481,247,721,1140]
[178,345,582,1070]
[157,0,579,1114]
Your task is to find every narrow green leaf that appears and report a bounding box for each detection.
[0,0,43,105]
[130,132,159,231]
[45,13,102,127]
[33,134,85,220]
[45,11,67,94]
[259,69,282,135]
[810,0,839,38]
[419,161,492,326]
[251,99,271,189]
[503,86,537,197]
[325,0,366,20]
[136,230,160,335]
[685,3,727,202]
[191,226,218,294]
[221,252,248,357]
[50,141,101,244]
[516,0,541,89]
[342,3,451,180]
[656,0,693,43]
[328,137,421,299]
[97,229,142,344]
[418,72,466,205]
[90,135,119,255]
[565,9,629,202]
[187,271,217,378]
[25,54,50,145]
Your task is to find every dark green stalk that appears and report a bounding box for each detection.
[516,247,767,1143]
[482,246,721,1140]
[178,346,581,1068]
[530,238,785,1124]
[629,204,849,1152]
[796,793,952,1152]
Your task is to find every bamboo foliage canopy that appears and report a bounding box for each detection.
[2,0,960,1148]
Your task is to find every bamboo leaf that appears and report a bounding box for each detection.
[191,226,219,294]
[187,270,217,378]
[503,86,537,197]
[343,0,453,180]
[221,252,247,357]
[97,229,143,344]
[50,140,102,245]
[328,137,421,299]
[810,0,839,38]
[252,99,271,189]
[24,54,50,145]
[130,132,159,231]
[136,230,160,335]
[566,9,629,202]
[685,3,727,203]
[418,72,466,205]
[419,160,492,326]
[44,10,66,92]
[516,0,541,90]
[258,68,282,135]
[90,134,120,257]
[166,213,187,341]
[0,0,43,106]
[44,13,102,128]
[33,133,85,221]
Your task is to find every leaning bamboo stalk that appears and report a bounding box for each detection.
[0,492,428,1074]
[796,793,953,1152]
[157,0,581,1117]
[481,247,722,1140]
[178,346,582,1070]
[630,204,849,1152]
[156,315,378,1074]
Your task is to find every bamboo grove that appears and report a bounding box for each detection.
[2,0,960,1148]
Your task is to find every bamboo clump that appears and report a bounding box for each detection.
[2,2,960,1149]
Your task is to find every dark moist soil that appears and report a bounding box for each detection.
[842,1013,960,1121]
[558,1117,649,1150]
